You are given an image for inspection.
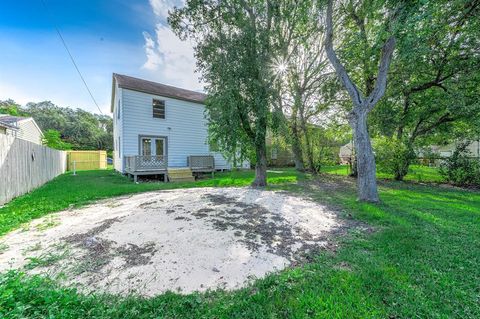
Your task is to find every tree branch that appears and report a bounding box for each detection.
[325,0,363,105]
[365,36,396,110]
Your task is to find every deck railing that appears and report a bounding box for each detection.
[187,155,215,172]
[125,155,167,172]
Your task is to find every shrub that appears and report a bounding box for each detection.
[373,137,415,180]
[439,142,480,186]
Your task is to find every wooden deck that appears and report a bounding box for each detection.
[124,155,216,182]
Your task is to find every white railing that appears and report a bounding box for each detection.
[125,155,167,172]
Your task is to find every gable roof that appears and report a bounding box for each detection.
[0,114,27,125]
[0,114,42,135]
[111,73,206,112]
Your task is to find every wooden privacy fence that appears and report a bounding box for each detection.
[0,135,67,205]
[67,150,107,171]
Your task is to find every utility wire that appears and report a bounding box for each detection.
[40,0,103,114]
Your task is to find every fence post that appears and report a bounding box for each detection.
[73,160,76,176]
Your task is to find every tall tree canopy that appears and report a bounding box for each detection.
[0,100,113,152]
[170,0,310,186]
[370,0,480,179]
[272,1,333,173]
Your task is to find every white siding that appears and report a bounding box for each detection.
[113,84,123,172]
[112,83,251,173]
[118,88,233,172]
[17,119,42,145]
[0,127,18,138]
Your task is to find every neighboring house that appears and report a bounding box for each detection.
[339,141,354,164]
[339,140,480,164]
[0,119,19,136]
[0,115,43,144]
[266,134,294,167]
[111,73,247,181]
[428,141,480,158]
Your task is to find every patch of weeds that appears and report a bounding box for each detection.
[35,216,60,231]
[21,242,42,255]
[71,257,112,276]
[138,200,158,209]
[20,223,31,232]
[24,244,70,270]
[106,201,122,208]
[0,242,9,253]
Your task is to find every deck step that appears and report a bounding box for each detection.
[169,176,195,182]
[168,168,194,182]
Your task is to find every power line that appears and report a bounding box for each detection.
[40,0,104,114]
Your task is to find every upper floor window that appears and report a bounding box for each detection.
[153,99,165,119]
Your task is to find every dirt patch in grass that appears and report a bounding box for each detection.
[196,194,329,261]
[116,242,157,267]
[0,187,346,296]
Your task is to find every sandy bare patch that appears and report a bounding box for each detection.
[0,187,340,296]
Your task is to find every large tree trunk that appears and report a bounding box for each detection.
[350,156,358,177]
[291,123,305,171]
[252,142,268,187]
[299,111,317,174]
[394,142,415,181]
[289,92,305,172]
[325,0,395,202]
[304,127,317,173]
[351,111,379,202]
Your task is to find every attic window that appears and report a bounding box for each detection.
[153,99,165,119]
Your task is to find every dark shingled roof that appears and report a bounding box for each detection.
[0,115,27,125]
[0,115,21,130]
[113,73,206,105]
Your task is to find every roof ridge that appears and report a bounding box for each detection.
[113,73,206,97]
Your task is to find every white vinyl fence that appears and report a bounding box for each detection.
[0,135,67,205]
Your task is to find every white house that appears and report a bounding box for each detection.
[0,115,43,144]
[111,73,245,181]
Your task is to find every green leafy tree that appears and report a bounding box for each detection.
[0,99,26,116]
[0,99,113,152]
[24,101,113,152]
[324,0,398,202]
[171,0,299,186]
[42,129,72,150]
[371,0,480,180]
[272,1,333,173]
[373,136,414,180]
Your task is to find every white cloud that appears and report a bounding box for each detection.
[142,0,202,91]
[142,31,163,71]
[149,0,175,18]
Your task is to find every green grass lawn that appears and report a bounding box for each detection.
[321,164,444,183]
[1,169,479,318]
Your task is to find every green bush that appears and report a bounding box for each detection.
[373,137,414,180]
[42,129,72,150]
[439,142,480,186]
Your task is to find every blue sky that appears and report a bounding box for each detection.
[0,0,200,114]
